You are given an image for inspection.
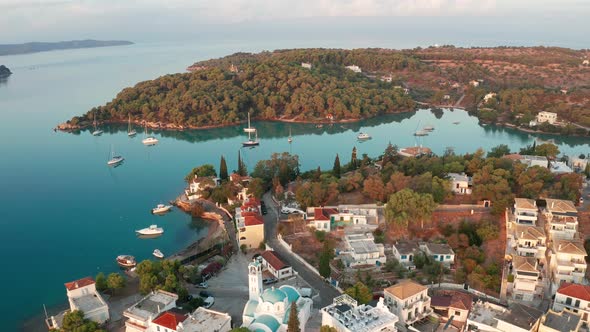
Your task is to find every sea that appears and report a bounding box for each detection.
[1,27,589,330]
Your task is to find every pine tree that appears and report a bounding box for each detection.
[237,150,247,176]
[287,301,300,332]
[220,156,228,181]
[349,146,358,171]
[314,166,322,181]
[333,154,341,178]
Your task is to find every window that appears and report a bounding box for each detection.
[157,327,160,332]
[575,299,581,307]
[566,297,572,305]
[446,255,451,259]
[433,255,438,259]
[455,311,461,316]
[401,255,407,260]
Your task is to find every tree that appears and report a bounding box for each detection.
[230,328,251,332]
[318,241,334,278]
[247,178,265,198]
[320,326,338,332]
[333,154,341,178]
[237,150,247,176]
[95,272,107,292]
[219,155,228,181]
[61,310,104,332]
[349,146,358,171]
[385,189,437,230]
[363,174,386,201]
[106,272,126,294]
[487,144,511,158]
[287,301,300,332]
[185,164,217,182]
[345,282,373,304]
[382,142,399,167]
[240,244,248,254]
[535,143,560,159]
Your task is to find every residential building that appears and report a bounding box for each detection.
[384,280,432,325]
[301,62,312,69]
[536,111,558,125]
[381,75,393,83]
[235,197,264,249]
[467,301,543,332]
[520,155,549,169]
[483,92,497,103]
[47,277,110,329]
[513,198,539,226]
[569,157,588,173]
[306,207,368,232]
[339,233,386,267]
[185,175,221,201]
[512,225,547,260]
[553,282,590,322]
[430,290,473,329]
[345,65,362,73]
[392,241,419,269]
[179,307,232,332]
[544,198,578,240]
[260,250,293,280]
[443,94,451,100]
[242,260,313,332]
[549,161,574,174]
[321,294,399,332]
[151,310,187,332]
[550,239,587,288]
[123,290,178,332]
[420,243,455,266]
[511,256,544,302]
[538,310,583,332]
[398,146,432,158]
[469,80,479,87]
[448,172,472,195]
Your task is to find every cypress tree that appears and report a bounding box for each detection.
[333,154,341,178]
[220,156,228,181]
[237,150,247,176]
[287,301,300,332]
[350,146,358,170]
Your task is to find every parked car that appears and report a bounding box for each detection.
[263,277,278,285]
[203,296,215,308]
[199,290,213,298]
[195,282,208,289]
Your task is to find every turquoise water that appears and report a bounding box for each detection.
[1,41,589,331]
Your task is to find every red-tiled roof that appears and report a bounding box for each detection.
[64,277,95,291]
[314,208,339,221]
[152,311,187,331]
[244,213,264,226]
[557,282,590,302]
[261,250,290,270]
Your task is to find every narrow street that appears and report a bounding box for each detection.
[262,192,341,308]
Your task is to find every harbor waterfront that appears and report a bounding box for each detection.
[1,42,590,331]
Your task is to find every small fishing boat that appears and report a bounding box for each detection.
[357,132,371,140]
[127,115,137,137]
[116,255,137,268]
[91,113,103,136]
[136,225,164,236]
[152,204,172,214]
[107,145,124,166]
[153,249,164,259]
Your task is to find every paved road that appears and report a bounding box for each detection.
[262,192,341,308]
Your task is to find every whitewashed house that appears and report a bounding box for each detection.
[539,310,583,332]
[550,239,587,289]
[321,294,399,332]
[123,290,178,332]
[306,207,368,232]
[345,65,362,73]
[392,241,420,269]
[536,111,558,125]
[552,282,590,323]
[430,291,473,328]
[260,250,293,280]
[420,243,455,266]
[544,198,578,241]
[180,307,232,332]
[513,198,539,226]
[512,225,547,260]
[467,301,543,332]
[511,256,544,302]
[301,62,312,69]
[384,280,432,325]
[185,175,221,200]
[339,233,386,267]
[448,172,472,195]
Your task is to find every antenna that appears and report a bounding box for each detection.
[43,304,49,320]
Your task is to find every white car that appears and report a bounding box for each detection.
[203,296,215,308]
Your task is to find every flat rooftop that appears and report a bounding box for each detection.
[349,239,380,254]
[125,290,178,320]
[543,310,580,332]
[322,295,398,332]
[72,294,107,313]
[469,301,542,331]
[182,307,232,332]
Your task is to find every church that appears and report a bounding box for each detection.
[242,259,313,331]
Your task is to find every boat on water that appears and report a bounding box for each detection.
[152,204,172,214]
[453,121,460,125]
[414,130,429,136]
[142,125,159,146]
[136,224,164,236]
[288,128,293,143]
[242,112,259,147]
[91,113,103,136]
[153,249,164,259]
[423,125,434,131]
[357,132,371,140]
[107,145,124,166]
[116,255,136,268]
[127,115,137,137]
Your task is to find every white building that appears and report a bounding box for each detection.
[550,239,587,289]
[430,291,473,328]
[552,282,590,323]
[469,80,480,87]
[123,290,178,332]
[345,65,362,73]
[384,280,432,325]
[185,175,221,200]
[520,155,549,169]
[544,198,578,241]
[467,301,543,332]
[569,157,589,173]
[179,307,232,332]
[511,256,544,302]
[549,161,574,174]
[583,59,590,66]
[448,172,472,195]
[301,62,312,69]
[420,243,455,266]
[339,233,386,267]
[260,250,293,280]
[483,92,497,103]
[242,260,313,332]
[235,197,265,249]
[539,310,583,332]
[513,198,539,226]
[392,241,420,269]
[512,225,547,260]
[536,111,558,125]
[321,294,399,332]
[151,310,188,332]
[306,207,368,232]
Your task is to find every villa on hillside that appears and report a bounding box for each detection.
[513,198,539,226]
[321,294,399,332]
[536,111,558,125]
[420,243,455,266]
[549,239,587,290]
[185,175,221,201]
[447,172,472,195]
[553,282,590,323]
[392,240,420,269]
[544,198,579,241]
[510,224,547,260]
[384,280,432,325]
[511,256,545,302]
[301,62,312,69]
[305,207,369,232]
[339,233,386,267]
[345,65,362,73]
[235,197,264,249]
[398,146,432,158]
[430,290,473,329]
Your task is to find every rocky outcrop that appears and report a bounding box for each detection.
[0,65,11,78]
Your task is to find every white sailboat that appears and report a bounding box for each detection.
[142,125,159,146]
[107,145,124,166]
[288,128,293,143]
[243,112,259,147]
[91,113,103,136]
[128,115,137,137]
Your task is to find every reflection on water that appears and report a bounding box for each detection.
[137,234,164,239]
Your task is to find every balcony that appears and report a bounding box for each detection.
[405,307,433,325]
[404,296,431,310]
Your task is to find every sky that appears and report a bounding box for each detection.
[1,0,589,47]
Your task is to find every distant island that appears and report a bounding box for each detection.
[0,65,11,78]
[0,39,133,56]
[58,46,590,136]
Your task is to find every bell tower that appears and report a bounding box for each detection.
[248,260,263,300]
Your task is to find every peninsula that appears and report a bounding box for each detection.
[0,39,133,56]
[59,46,590,136]
[0,65,11,78]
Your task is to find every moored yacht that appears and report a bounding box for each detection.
[242,112,259,147]
[127,115,137,137]
[153,249,164,258]
[116,255,136,268]
[136,225,164,236]
[423,125,434,131]
[357,132,371,140]
[107,145,124,166]
[142,125,159,145]
[414,130,429,136]
[152,204,172,214]
[91,113,103,136]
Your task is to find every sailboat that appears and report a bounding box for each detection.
[242,112,259,147]
[142,124,159,146]
[91,113,103,136]
[288,128,293,143]
[127,115,137,137]
[107,145,124,166]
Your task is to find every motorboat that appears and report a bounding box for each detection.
[153,249,164,258]
[423,125,434,131]
[357,132,371,140]
[116,255,137,268]
[107,145,124,166]
[152,204,172,214]
[414,130,429,136]
[242,112,259,147]
[136,225,164,236]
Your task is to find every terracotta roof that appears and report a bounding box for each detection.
[513,256,538,273]
[152,311,188,331]
[431,291,472,311]
[556,239,587,255]
[314,208,339,221]
[557,282,590,302]
[399,146,432,157]
[385,280,427,300]
[64,277,95,291]
[503,153,524,161]
[514,198,537,210]
[261,250,290,271]
[545,199,577,214]
[244,213,264,226]
[514,225,545,240]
